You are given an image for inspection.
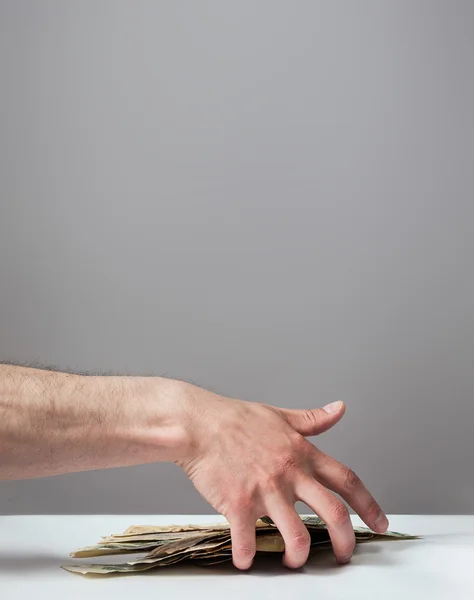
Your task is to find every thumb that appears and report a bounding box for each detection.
[277,401,346,437]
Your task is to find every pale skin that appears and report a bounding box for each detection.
[0,364,388,570]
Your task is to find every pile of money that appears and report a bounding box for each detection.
[62,516,417,576]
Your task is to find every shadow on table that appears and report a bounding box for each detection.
[0,552,65,573]
[148,541,417,578]
[0,538,422,577]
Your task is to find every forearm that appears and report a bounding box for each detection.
[0,365,191,480]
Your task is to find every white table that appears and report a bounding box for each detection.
[1,515,473,600]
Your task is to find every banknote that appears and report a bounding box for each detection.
[62,516,418,576]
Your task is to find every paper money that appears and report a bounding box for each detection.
[62,516,418,575]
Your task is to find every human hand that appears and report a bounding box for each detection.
[176,386,388,570]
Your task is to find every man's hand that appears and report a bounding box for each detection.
[0,364,387,570]
[175,385,388,570]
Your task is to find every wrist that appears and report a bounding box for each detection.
[162,382,232,470]
[119,376,194,465]
[59,374,193,471]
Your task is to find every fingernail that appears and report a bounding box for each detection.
[323,401,343,414]
[374,512,389,532]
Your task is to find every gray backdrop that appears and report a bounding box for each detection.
[1,1,473,515]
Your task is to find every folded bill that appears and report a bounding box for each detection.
[62,516,418,576]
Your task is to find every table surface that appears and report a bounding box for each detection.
[1,514,473,600]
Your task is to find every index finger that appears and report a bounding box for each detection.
[311,449,389,534]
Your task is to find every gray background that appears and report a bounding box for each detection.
[1,0,473,515]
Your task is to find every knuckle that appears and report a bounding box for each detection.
[261,455,299,490]
[300,409,317,427]
[343,468,361,493]
[292,433,309,453]
[291,531,311,554]
[229,494,253,516]
[328,500,350,525]
[259,473,280,492]
[278,452,298,474]
[366,497,381,520]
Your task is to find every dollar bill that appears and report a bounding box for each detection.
[62,516,418,576]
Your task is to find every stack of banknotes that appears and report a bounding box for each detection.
[62,516,417,575]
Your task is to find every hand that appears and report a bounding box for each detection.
[176,386,388,570]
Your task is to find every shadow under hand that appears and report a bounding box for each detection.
[0,540,417,578]
[144,541,416,579]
